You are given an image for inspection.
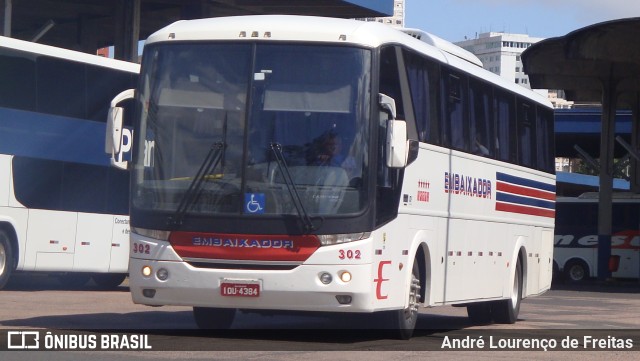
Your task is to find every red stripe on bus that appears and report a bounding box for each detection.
[169,232,321,262]
[496,202,556,218]
[496,181,556,201]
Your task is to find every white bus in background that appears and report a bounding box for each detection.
[108,16,555,339]
[0,36,139,289]
[555,194,640,282]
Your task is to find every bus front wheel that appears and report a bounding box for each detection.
[0,229,15,290]
[386,260,422,339]
[193,307,236,329]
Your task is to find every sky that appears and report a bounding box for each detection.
[405,0,640,42]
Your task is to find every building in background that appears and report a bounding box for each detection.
[455,32,573,109]
[455,32,542,88]
[356,0,404,27]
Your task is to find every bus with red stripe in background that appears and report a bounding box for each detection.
[106,15,555,339]
[554,193,640,283]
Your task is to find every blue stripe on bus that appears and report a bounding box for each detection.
[0,107,112,166]
[496,172,555,193]
[496,192,556,210]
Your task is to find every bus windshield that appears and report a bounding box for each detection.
[133,43,371,219]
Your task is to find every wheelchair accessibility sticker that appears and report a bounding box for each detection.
[245,193,265,214]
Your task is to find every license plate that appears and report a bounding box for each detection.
[220,282,260,297]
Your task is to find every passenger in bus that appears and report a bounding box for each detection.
[474,133,490,156]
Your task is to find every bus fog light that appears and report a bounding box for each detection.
[319,272,333,285]
[339,271,352,283]
[335,295,352,304]
[142,289,156,298]
[142,265,152,277]
[156,268,169,281]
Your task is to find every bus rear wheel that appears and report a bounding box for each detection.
[193,307,236,329]
[0,230,15,290]
[492,259,522,324]
[57,273,91,288]
[467,302,492,324]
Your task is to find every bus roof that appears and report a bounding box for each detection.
[0,35,139,74]
[145,15,551,108]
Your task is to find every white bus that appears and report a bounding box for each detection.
[108,15,555,338]
[0,36,139,289]
[555,194,640,282]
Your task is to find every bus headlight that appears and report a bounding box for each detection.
[339,271,352,283]
[142,265,152,277]
[317,232,370,246]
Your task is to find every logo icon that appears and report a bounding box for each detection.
[7,331,40,349]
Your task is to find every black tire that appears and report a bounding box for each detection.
[492,259,522,324]
[387,260,422,340]
[192,307,236,329]
[0,229,15,290]
[552,261,560,284]
[92,273,127,289]
[467,302,492,324]
[57,273,91,288]
[564,259,589,283]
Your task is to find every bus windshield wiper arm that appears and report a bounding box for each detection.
[168,141,225,226]
[270,142,318,232]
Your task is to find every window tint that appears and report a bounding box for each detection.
[403,49,440,144]
[376,46,403,225]
[37,57,87,118]
[495,90,516,163]
[12,157,129,215]
[536,106,554,172]
[0,51,36,111]
[1,50,136,124]
[469,79,494,157]
[379,46,405,120]
[442,70,468,151]
[518,101,536,168]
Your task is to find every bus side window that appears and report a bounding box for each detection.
[518,100,536,168]
[442,70,468,151]
[403,49,440,145]
[469,78,494,157]
[376,46,403,225]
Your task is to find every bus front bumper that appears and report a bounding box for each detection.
[129,257,377,313]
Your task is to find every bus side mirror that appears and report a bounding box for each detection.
[379,93,408,168]
[106,89,135,170]
[379,93,397,119]
[386,119,408,168]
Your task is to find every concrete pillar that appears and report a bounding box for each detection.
[1,0,11,37]
[114,0,140,61]
[596,72,616,280]
[631,96,640,193]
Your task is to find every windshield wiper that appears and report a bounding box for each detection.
[168,141,225,226]
[270,142,318,232]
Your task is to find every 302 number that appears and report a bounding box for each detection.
[133,243,151,254]
[338,249,361,260]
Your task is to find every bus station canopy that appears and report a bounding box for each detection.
[522,17,640,280]
[1,0,392,59]
[522,17,640,108]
